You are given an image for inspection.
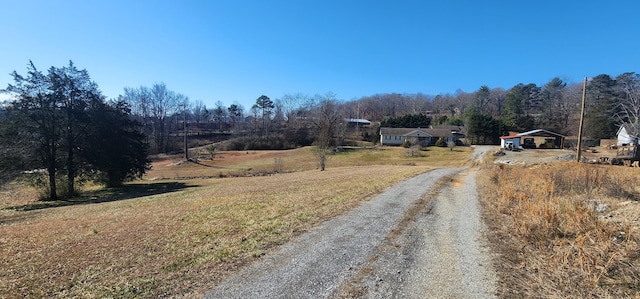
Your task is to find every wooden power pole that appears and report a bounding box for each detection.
[576,76,587,162]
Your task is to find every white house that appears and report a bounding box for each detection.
[379,126,465,146]
[617,123,639,146]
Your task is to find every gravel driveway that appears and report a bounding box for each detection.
[335,170,497,298]
[205,147,497,299]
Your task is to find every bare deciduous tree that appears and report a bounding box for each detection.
[191,99,208,127]
[121,82,183,153]
[615,72,640,143]
[211,100,227,132]
[310,93,345,171]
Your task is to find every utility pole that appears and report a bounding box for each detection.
[184,103,189,161]
[576,76,587,162]
[356,101,360,133]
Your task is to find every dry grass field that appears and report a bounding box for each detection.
[5,144,639,298]
[478,162,640,298]
[0,146,472,298]
[146,145,473,179]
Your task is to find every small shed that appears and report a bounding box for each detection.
[500,135,521,149]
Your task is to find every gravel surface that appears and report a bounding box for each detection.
[469,145,496,164]
[205,147,497,299]
[338,170,497,298]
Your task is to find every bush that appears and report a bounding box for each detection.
[435,137,447,147]
[18,172,85,200]
[362,131,378,143]
[404,145,422,157]
[220,134,302,151]
[283,128,314,147]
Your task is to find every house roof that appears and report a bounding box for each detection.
[430,125,466,134]
[380,127,465,138]
[500,135,521,140]
[347,118,371,124]
[429,128,465,138]
[404,130,434,137]
[617,123,640,137]
[517,129,565,138]
[380,127,417,136]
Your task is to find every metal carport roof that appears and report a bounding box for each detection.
[517,129,565,138]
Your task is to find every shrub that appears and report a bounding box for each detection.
[19,172,84,200]
[404,145,422,157]
[220,135,297,151]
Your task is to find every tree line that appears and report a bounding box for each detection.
[2,60,638,199]
[118,89,348,154]
[0,60,350,200]
[109,72,638,154]
[168,73,638,147]
[350,74,639,144]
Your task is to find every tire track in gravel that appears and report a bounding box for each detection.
[418,170,497,298]
[333,169,497,298]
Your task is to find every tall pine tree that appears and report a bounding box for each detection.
[585,74,618,139]
[2,61,150,199]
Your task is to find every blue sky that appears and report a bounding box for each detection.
[1,0,638,109]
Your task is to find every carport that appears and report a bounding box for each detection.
[517,129,565,149]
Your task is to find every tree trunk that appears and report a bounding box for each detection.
[319,153,326,171]
[47,169,57,200]
[47,151,58,201]
[67,142,75,197]
[67,112,75,197]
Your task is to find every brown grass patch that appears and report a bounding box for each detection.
[478,162,640,298]
[450,173,466,188]
[0,145,472,298]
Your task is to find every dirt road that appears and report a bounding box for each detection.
[205,147,497,298]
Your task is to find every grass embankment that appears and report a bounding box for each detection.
[0,146,471,298]
[478,163,640,298]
